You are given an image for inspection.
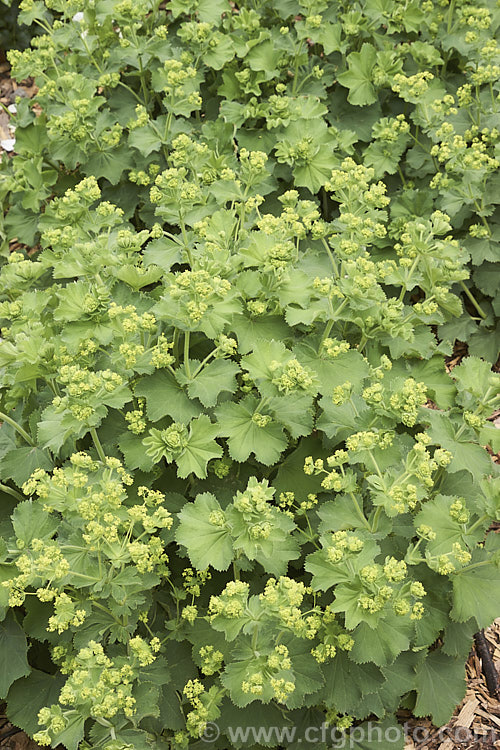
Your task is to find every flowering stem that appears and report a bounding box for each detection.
[90,427,107,463]
[320,319,334,344]
[459,281,487,319]
[0,412,35,446]
[233,561,240,580]
[0,483,23,502]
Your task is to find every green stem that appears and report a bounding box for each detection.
[447,0,456,34]
[367,450,383,478]
[291,40,304,95]
[172,328,180,363]
[233,560,240,581]
[0,483,24,501]
[192,347,219,379]
[321,238,338,276]
[90,427,107,463]
[459,281,487,320]
[184,332,192,379]
[457,559,490,574]
[320,319,334,345]
[0,412,35,446]
[467,514,489,535]
[348,492,372,531]
[370,506,383,534]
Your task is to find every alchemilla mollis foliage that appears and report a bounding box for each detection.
[0,0,499,748]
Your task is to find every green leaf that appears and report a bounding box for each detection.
[118,431,155,472]
[197,0,229,22]
[182,359,240,407]
[135,370,202,423]
[452,356,499,399]
[231,314,291,355]
[0,446,53,486]
[337,44,377,106]
[128,123,162,157]
[306,539,380,593]
[414,650,466,727]
[216,396,288,465]
[268,393,314,439]
[348,717,405,749]
[81,144,130,185]
[451,549,500,628]
[246,40,282,76]
[37,405,71,453]
[143,238,182,272]
[321,650,384,717]
[350,616,413,666]
[6,670,65,736]
[176,493,233,571]
[12,500,58,546]
[176,415,223,479]
[0,612,30,698]
[50,710,85,750]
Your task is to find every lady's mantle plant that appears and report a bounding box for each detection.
[0,1,499,749]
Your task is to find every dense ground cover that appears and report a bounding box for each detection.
[0,0,499,748]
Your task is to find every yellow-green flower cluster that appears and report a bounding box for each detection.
[259,577,316,638]
[3,539,70,608]
[346,430,394,451]
[150,334,175,368]
[167,269,231,324]
[125,406,146,434]
[160,58,201,111]
[392,71,434,101]
[183,567,212,597]
[209,580,249,620]
[355,555,426,620]
[321,338,350,359]
[199,646,224,675]
[449,498,470,524]
[129,635,161,666]
[332,381,352,405]
[269,357,315,393]
[388,378,427,426]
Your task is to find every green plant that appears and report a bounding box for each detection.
[0,1,499,749]
[0,1,39,52]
